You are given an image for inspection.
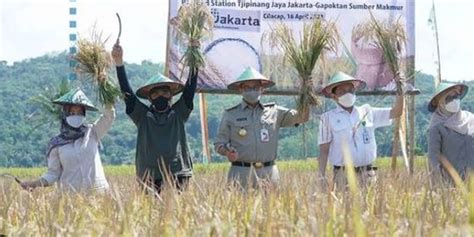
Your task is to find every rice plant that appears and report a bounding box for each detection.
[174,0,214,76]
[0,160,472,236]
[75,27,121,106]
[268,18,339,114]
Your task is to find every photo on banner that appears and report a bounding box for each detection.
[166,0,415,94]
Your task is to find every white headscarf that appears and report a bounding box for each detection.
[430,106,474,135]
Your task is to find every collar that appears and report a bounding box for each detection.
[334,103,357,114]
[240,100,263,110]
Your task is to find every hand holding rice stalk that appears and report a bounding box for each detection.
[269,18,338,113]
[75,29,121,105]
[355,14,407,168]
[174,0,213,76]
[355,13,407,94]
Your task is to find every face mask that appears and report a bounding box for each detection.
[444,98,461,113]
[152,96,170,111]
[338,93,356,108]
[66,115,85,128]
[242,89,262,104]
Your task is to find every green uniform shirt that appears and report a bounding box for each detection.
[129,98,193,180]
[214,100,301,163]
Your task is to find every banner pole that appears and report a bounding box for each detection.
[408,95,416,174]
[199,93,211,163]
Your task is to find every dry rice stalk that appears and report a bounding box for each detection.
[269,18,339,113]
[354,14,407,170]
[174,0,214,76]
[75,27,121,105]
[353,13,407,94]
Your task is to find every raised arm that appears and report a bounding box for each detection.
[277,105,310,128]
[92,104,116,140]
[112,42,138,114]
[181,70,198,110]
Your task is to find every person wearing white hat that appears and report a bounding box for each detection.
[214,67,309,190]
[427,82,474,182]
[318,72,404,190]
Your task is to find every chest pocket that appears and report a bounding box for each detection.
[261,111,277,128]
[329,114,352,135]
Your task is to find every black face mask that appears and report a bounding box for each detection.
[152,96,170,111]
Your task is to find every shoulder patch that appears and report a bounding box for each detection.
[263,102,276,107]
[226,104,240,111]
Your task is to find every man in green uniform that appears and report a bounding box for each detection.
[112,42,197,193]
[214,67,310,189]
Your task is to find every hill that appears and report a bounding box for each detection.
[1,52,473,167]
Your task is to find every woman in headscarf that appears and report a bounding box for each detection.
[20,88,115,192]
[428,82,474,182]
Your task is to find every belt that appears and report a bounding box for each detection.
[333,165,377,172]
[232,161,275,169]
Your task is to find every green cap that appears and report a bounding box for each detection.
[52,88,98,111]
[227,67,275,90]
[428,82,469,112]
[321,72,366,98]
[136,73,184,99]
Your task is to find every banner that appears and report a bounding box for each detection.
[167,0,415,94]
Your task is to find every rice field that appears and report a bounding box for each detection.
[1,158,473,236]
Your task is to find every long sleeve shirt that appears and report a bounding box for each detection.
[115,66,198,180]
[41,106,116,192]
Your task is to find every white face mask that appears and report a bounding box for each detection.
[444,99,461,113]
[66,115,85,128]
[338,93,356,108]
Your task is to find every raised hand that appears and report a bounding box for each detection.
[111,40,124,66]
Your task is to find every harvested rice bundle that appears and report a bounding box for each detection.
[354,14,408,168]
[269,18,339,113]
[174,0,214,76]
[75,28,121,105]
[353,14,407,94]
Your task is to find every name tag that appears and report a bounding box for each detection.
[260,128,270,142]
[362,128,370,144]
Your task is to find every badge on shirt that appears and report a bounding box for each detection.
[362,127,370,144]
[238,128,247,137]
[260,128,270,142]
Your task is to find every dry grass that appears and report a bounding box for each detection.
[353,13,407,92]
[75,27,121,106]
[0,160,473,236]
[268,18,338,113]
[174,0,213,76]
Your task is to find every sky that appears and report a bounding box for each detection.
[0,0,473,81]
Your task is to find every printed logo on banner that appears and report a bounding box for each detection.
[211,8,261,32]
